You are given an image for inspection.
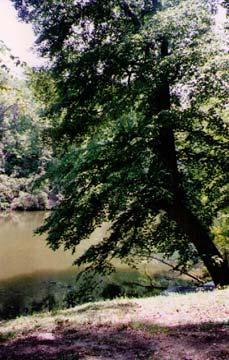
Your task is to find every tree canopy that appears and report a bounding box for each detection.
[12,0,229,285]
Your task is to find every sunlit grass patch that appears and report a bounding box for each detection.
[0,331,16,342]
[130,321,168,334]
[0,288,228,340]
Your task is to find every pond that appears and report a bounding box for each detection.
[0,212,168,319]
[0,211,73,281]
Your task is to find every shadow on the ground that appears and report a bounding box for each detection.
[159,322,229,360]
[0,321,228,360]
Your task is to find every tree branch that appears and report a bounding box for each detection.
[120,1,141,30]
[143,254,204,284]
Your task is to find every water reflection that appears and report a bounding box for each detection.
[0,269,78,319]
[0,212,168,319]
[0,212,112,318]
[0,212,75,281]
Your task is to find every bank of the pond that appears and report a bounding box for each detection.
[1,265,191,320]
[0,288,228,360]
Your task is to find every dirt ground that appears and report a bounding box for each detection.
[0,321,228,360]
[0,290,228,359]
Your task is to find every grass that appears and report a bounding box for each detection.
[1,288,228,336]
[130,321,167,334]
[0,288,228,359]
[0,331,16,342]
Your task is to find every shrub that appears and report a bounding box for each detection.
[11,191,48,210]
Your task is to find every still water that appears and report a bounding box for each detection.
[0,211,74,280]
[0,211,112,318]
[0,212,167,319]
[0,212,112,280]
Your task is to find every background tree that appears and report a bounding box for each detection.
[12,0,229,285]
[0,41,50,210]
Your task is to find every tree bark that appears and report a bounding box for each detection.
[155,38,229,286]
[166,204,229,286]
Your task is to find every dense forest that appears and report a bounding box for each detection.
[1,0,228,286]
[0,41,52,210]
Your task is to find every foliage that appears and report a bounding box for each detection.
[64,268,169,307]
[0,174,48,211]
[12,0,229,285]
[212,210,229,261]
[0,41,51,210]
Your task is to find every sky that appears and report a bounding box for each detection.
[0,0,42,66]
[0,0,227,67]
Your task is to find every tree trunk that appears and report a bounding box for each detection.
[155,38,229,286]
[166,204,229,286]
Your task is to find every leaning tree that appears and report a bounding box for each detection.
[12,0,229,285]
